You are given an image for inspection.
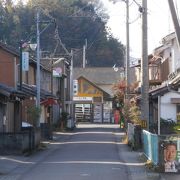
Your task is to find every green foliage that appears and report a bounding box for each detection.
[0,0,125,67]
[53,111,69,130]
[173,124,180,134]
[112,80,126,103]
[61,111,69,121]
[150,118,178,134]
[27,106,41,127]
[60,111,69,130]
[122,100,131,128]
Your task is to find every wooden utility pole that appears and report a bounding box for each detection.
[168,0,180,49]
[126,0,130,97]
[141,0,149,130]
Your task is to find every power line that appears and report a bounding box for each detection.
[129,14,141,24]
[132,0,141,8]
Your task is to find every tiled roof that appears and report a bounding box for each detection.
[0,41,19,56]
[73,67,123,85]
[73,67,123,96]
[0,83,26,98]
[18,83,56,100]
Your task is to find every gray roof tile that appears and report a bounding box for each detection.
[73,67,124,96]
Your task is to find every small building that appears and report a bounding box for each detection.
[73,67,124,123]
[134,32,180,131]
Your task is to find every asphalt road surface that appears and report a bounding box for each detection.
[4,124,132,180]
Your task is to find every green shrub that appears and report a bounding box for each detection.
[27,106,41,127]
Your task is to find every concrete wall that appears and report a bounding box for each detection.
[0,129,41,155]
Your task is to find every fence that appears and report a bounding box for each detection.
[142,130,159,165]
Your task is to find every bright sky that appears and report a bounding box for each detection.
[102,0,180,58]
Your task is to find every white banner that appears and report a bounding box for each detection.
[22,51,29,71]
[73,97,92,101]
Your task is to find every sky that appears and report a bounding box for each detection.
[12,0,180,58]
[102,0,180,58]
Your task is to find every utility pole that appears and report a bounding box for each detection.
[168,0,180,49]
[141,0,149,130]
[70,49,74,118]
[158,96,161,135]
[19,41,23,91]
[36,8,40,108]
[36,8,41,126]
[83,39,87,68]
[125,0,130,98]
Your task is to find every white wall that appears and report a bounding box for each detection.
[163,47,172,73]
[172,39,180,72]
[161,91,180,121]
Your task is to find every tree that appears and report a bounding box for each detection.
[129,100,141,124]
[112,80,140,128]
[27,106,41,127]
[0,0,125,67]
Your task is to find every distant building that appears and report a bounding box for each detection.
[73,67,125,123]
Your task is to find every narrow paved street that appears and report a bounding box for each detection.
[0,124,150,180]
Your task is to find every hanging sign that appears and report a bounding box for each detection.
[22,51,29,71]
[53,67,62,77]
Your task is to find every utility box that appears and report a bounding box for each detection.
[67,118,75,129]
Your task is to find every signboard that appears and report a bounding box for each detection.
[159,139,180,173]
[103,103,111,123]
[73,97,92,101]
[73,80,78,96]
[53,67,62,77]
[22,51,29,71]
[141,120,147,128]
[93,103,102,123]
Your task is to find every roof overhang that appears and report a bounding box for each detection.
[18,83,57,101]
[0,83,26,100]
